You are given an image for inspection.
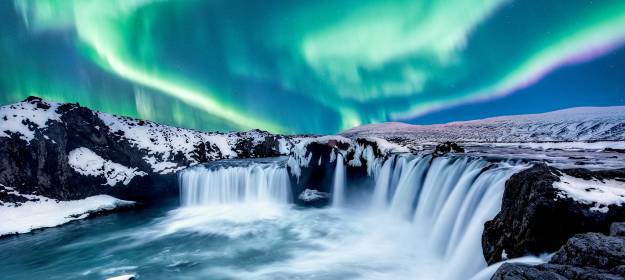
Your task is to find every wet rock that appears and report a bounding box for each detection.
[611,223,625,237]
[550,232,625,270]
[482,164,625,264]
[433,141,464,156]
[491,263,624,280]
[297,189,331,207]
[491,231,625,280]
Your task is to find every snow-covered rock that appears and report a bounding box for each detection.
[68,148,147,186]
[298,189,330,202]
[0,97,298,234]
[343,106,625,144]
[0,96,61,142]
[0,190,134,237]
[483,164,625,264]
[553,173,625,213]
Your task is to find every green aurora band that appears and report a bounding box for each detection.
[2,0,625,133]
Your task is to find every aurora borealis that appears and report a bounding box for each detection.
[1,0,624,134]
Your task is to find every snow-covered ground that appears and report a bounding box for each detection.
[0,188,134,236]
[343,106,625,143]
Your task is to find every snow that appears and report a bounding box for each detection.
[298,189,330,202]
[553,173,625,213]
[343,106,625,144]
[286,135,411,178]
[68,148,147,186]
[364,137,410,154]
[476,141,625,151]
[278,138,290,154]
[0,193,134,236]
[106,274,136,280]
[0,99,61,142]
[143,156,183,174]
[98,112,238,164]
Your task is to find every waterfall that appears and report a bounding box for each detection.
[179,159,292,206]
[178,153,525,279]
[363,154,526,279]
[332,154,346,207]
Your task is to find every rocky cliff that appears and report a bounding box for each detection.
[0,96,292,206]
[483,164,625,264]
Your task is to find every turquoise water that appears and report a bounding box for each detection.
[0,200,442,280]
[0,155,527,280]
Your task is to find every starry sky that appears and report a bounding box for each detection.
[1,0,624,134]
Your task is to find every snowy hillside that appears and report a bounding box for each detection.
[342,106,625,143]
[0,97,294,178]
[0,97,302,236]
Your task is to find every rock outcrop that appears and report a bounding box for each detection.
[287,136,409,206]
[433,141,464,156]
[0,97,291,205]
[483,164,625,264]
[491,224,625,280]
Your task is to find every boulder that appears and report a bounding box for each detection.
[433,141,464,156]
[491,230,625,280]
[491,263,624,280]
[482,164,625,264]
[550,232,625,271]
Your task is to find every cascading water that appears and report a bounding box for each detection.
[328,153,527,280]
[171,154,526,280]
[0,154,530,280]
[332,154,346,207]
[179,158,292,206]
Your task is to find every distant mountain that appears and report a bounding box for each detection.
[342,106,625,143]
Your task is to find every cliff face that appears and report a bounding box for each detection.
[482,164,625,264]
[0,97,291,205]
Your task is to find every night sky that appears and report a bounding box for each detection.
[1,0,624,134]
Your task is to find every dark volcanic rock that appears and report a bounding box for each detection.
[0,97,291,205]
[287,137,392,206]
[550,233,625,270]
[611,223,625,237]
[491,263,624,280]
[433,141,464,156]
[491,230,625,280]
[482,163,625,264]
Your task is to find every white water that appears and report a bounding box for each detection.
[332,154,346,207]
[177,155,527,279]
[329,154,527,279]
[179,159,291,206]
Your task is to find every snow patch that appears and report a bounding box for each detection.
[364,137,410,154]
[298,189,330,202]
[0,100,61,142]
[553,173,625,213]
[143,156,183,174]
[106,274,136,280]
[68,147,147,186]
[0,194,134,236]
